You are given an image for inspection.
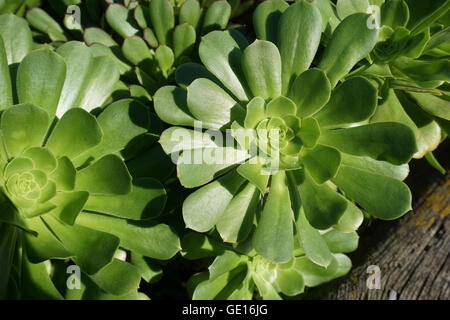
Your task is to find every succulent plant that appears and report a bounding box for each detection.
[0,0,40,16]
[1,0,446,302]
[155,0,417,296]
[0,15,179,299]
[329,0,450,172]
[180,225,358,299]
[23,0,237,97]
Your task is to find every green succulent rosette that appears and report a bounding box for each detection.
[180,224,358,299]
[155,0,417,273]
[0,15,179,300]
[23,0,236,97]
[328,0,450,172]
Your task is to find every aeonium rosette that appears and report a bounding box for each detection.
[155,0,417,288]
[23,0,235,96]
[0,106,102,221]
[179,228,358,299]
[328,0,450,171]
[0,15,179,300]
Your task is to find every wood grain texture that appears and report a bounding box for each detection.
[306,140,450,300]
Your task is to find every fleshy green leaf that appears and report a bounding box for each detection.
[340,152,409,181]
[3,157,33,179]
[26,8,66,41]
[253,0,289,42]
[371,89,439,158]
[177,145,249,188]
[49,156,76,191]
[199,31,249,101]
[76,212,180,260]
[274,266,304,296]
[278,1,322,93]
[0,14,32,64]
[75,154,131,196]
[74,99,149,166]
[242,40,282,100]
[297,209,333,267]
[173,23,196,60]
[181,232,226,260]
[155,45,174,76]
[292,169,347,230]
[201,0,231,34]
[408,92,450,121]
[297,118,320,148]
[381,0,410,28]
[209,251,245,281]
[20,256,63,300]
[106,3,139,38]
[144,27,159,48]
[0,37,12,110]
[302,144,341,184]
[122,36,157,75]
[244,97,266,129]
[318,13,379,87]
[0,197,35,235]
[16,49,66,119]
[192,266,248,300]
[333,164,412,220]
[253,171,294,263]
[22,147,56,173]
[50,191,89,225]
[333,200,364,233]
[24,216,71,263]
[159,126,218,155]
[314,76,377,128]
[134,5,148,29]
[236,158,270,194]
[1,104,49,158]
[175,62,221,89]
[84,27,118,47]
[84,178,167,220]
[154,86,196,127]
[89,259,141,296]
[295,253,352,287]
[266,96,296,117]
[187,78,244,128]
[43,214,119,275]
[179,0,202,29]
[216,182,259,243]
[131,253,163,283]
[183,170,246,232]
[149,0,174,46]
[336,0,370,20]
[320,122,417,165]
[288,68,331,118]
[392,57,450,82]
[56,41,120,116]
[322,229,359,253]
[46,108,102,160]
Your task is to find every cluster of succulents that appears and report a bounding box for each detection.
[0,0,448,300]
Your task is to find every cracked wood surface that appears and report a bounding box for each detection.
[307,141,450,300]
